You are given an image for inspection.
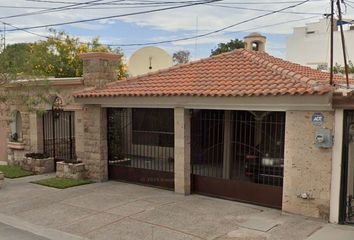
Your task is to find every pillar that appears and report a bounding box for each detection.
[174,107,191,195]
[29,113,43,153]
[80,52,121,88]
[77,105,108,181]
[330,109,344,223]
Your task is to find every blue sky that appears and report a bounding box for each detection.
[1,0,353,61]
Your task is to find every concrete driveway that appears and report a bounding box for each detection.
[0,175,353,240]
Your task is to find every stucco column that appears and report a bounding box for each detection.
[330,109,344,223]
[174,107,191,195]
[77,105,108,181]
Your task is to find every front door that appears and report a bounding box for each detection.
[340,110,354,224]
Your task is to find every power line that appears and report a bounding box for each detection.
[0,0,111,20]
[107,0,313,46]
[3,0,315,48]
[207,3,324,15]
[5,0,221,32]
[24,0,324,5]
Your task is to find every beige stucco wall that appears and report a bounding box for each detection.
[283,111,334,220]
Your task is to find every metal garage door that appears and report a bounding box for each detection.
[191,110,285,208]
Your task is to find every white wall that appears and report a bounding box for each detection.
[286,18,354,69]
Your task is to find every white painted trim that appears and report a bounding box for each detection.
[330,109,344,223]
[76,95,333,111]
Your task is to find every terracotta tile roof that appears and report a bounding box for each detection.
[74,49,348,98]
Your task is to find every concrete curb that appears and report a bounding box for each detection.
[0,213,88,240]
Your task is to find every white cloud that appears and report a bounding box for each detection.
[1,0,353,58]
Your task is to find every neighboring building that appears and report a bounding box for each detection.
[2,33,354,225]
[286,18,354,70]
[127,46,173,77]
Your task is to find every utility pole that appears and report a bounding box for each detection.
[337,0,350,88]
[330,0,334,85]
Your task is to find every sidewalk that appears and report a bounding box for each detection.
[0,175,353,240]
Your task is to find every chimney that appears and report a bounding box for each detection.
[80,52,122,88]
[244,32,267,52]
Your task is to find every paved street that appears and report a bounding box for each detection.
[0,174,353,240]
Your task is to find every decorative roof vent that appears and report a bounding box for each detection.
[244,32,267,52]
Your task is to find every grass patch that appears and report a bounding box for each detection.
[0,165,33,178]
[31,177,93,189]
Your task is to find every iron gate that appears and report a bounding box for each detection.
[191,110,285,208]
[107,108,174,189]
[43,110,76,163]
[340,110,354,224]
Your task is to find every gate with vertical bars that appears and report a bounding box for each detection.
[43,110,76,166]
[107,108,175,189]
[191,110,285,209]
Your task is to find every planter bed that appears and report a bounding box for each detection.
[21,153,55,174]
[56,161,87,180]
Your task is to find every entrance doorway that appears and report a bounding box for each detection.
[340,110,354,224]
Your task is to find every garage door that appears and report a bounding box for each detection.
[191,110,285,209]
[107,108,174,189]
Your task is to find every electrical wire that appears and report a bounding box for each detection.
[3,0,220,32]
[206,3,324,15]
[0,0,107,20]
[2,0,316,49]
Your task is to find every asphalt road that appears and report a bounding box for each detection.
[0,222,48,240]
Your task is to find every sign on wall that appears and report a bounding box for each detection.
[311,112,325,126]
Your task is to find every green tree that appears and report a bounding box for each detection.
[331,61,354,74]
[210,39,244,56]
[173,50,190,65]
[31,29,126,78]
[0,30,127,111]
[0,43,33,77]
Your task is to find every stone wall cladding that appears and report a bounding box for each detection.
[21,157,54,174]
[283,111,334,220]
[76,105,107,181]
[56,161,86,179]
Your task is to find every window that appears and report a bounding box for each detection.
[10,111,22,142]
[132,108,174,147]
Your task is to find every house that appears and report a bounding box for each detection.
[286,17,354,70]
[2,33,354,225]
